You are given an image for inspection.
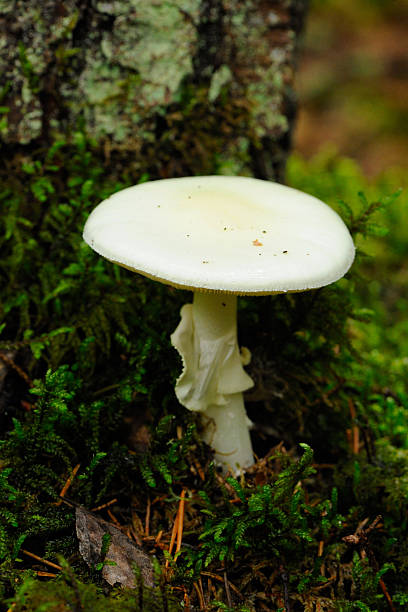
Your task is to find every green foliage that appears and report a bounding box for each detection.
[0,131,155,371]
[18,42,40,94]
[9,558,180,611]
[139,419,200,490]
[188,445,341,594]
[199,445,317,563]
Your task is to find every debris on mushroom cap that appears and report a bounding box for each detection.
[83,176,355,294]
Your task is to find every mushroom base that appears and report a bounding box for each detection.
[171,292,255,474]
[200,393,254,474]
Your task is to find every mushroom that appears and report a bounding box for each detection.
[83,176,355,474]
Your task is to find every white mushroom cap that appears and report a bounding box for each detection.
[83,176,355,295]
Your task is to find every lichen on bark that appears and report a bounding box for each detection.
[0,0,308,181]
[77,1,201,141]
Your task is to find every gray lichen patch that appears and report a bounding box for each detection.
[18,108,43,144]
[0,0,15,14]
[208,65,233,103]
[225,0,295,142]
[0,0,307,182]
[74,0,200,142]
[0,0,79,143]
[0,0,201,145]
[96,1,199,108]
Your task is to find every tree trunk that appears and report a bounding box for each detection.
[0,0,308,181]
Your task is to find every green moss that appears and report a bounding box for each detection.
[10,559,180,611]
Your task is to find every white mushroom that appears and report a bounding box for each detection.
[83,176,355,474]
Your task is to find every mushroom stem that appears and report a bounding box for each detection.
[200,392,254,474]
[171,292,255,473]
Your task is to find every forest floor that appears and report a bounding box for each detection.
[295,0,408,177]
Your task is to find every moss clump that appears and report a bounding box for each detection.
[9,558,180,611]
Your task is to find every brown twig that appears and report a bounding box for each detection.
[107,509,121,526]
[91,498,118,512]
[193,580,206,610]
[145,496,151,537]
[152,494,168,506]
[348,399,360,454]
[317,539,326,576]
[201,571,244,599]
[378,578,397,612]
[343,516,396,612]
[311,576,336,592]
[0,351,33,387]
[183,587,191,612]
[130,526,143,547]
[171,586,191,611]
[37,571,58,578]
[21,549,62,571]
[176,489,186,555]
[223,570,232,608]
[54,464,80,506]
[166,512,179,569]
[194,459,206,482]
[165,490,187,569]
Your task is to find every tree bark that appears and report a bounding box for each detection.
[0,0,308,181]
